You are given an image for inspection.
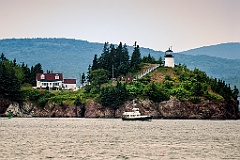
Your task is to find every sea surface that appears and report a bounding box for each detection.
[0,118,239,160]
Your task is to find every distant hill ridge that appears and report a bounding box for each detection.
[180,42,240,59]
[0,38,164,78]
[0,38,240,89]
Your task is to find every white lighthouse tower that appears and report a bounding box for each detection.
[164,47,174,68]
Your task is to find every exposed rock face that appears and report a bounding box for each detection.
[0,97,239,119]
[158,96,239,119]
[2,101,34,117]
[138,99,161,118]
[84,100,115,118]
[0,100,77,117]
[5,102,23,117]
[32,103,77,117]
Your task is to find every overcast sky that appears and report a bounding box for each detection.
[0,0,239,52]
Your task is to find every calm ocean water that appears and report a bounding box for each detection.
[0,118,239,160]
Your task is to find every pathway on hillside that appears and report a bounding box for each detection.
[137,64,160,79]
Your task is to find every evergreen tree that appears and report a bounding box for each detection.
[130,42,141,72]
[100,81,128,114]
[0,53,7,61]
[118,43,130,75]
[89,69,109,87]
[98,43,115,78]
[0,62,21,101]
[115,42,123,68]
[99,42,109,70]
[91,42,130,79]
[157,56,163,65]
[91,54,99,71]
[80,72,86,85]
[0,63,6,98]
[142,53,156,63]
[21,63,31,84]
[147,53,152,62]
[232,85,239,100]
[34,63,43,73]
[86,65,91,82]
[29,63,43,86]
[108,44,116,76]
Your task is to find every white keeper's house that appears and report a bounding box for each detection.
[36,73,77,90]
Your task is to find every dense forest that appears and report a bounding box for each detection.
[88,42,162,79]
[0,53,43,101]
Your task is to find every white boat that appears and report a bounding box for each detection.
[122,100,152,121]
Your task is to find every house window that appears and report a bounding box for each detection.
[42,83,47,86]
[53,83,59,87]
[41,74,45,79]
[55,74,59,79]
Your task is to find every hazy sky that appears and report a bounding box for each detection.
[1,0,239,52]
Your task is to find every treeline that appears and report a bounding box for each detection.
[0,53,43,101]
[174,65,239,102]
[90,42,138,79]
[209,78,239,101]
[88,42,162,80]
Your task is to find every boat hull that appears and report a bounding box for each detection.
[122,116,152,121]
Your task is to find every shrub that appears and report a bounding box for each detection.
[21,88,41,101]
[171,87,190,101]
[126,81,145,97]
[143,82,169,102]
[165,74,171,81]
[100,82,128,108]
[204,91,224,101]
[36,91,54,108]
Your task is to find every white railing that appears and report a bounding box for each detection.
[137,64,160,79]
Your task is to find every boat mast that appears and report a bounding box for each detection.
[133,99,137,108]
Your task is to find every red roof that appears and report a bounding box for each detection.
[36,73,63,81]
[125,76,133,83]
[64,79,76,84]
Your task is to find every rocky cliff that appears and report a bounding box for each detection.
[0,97,239,119]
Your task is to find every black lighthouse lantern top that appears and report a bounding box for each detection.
[165,47,173,57]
